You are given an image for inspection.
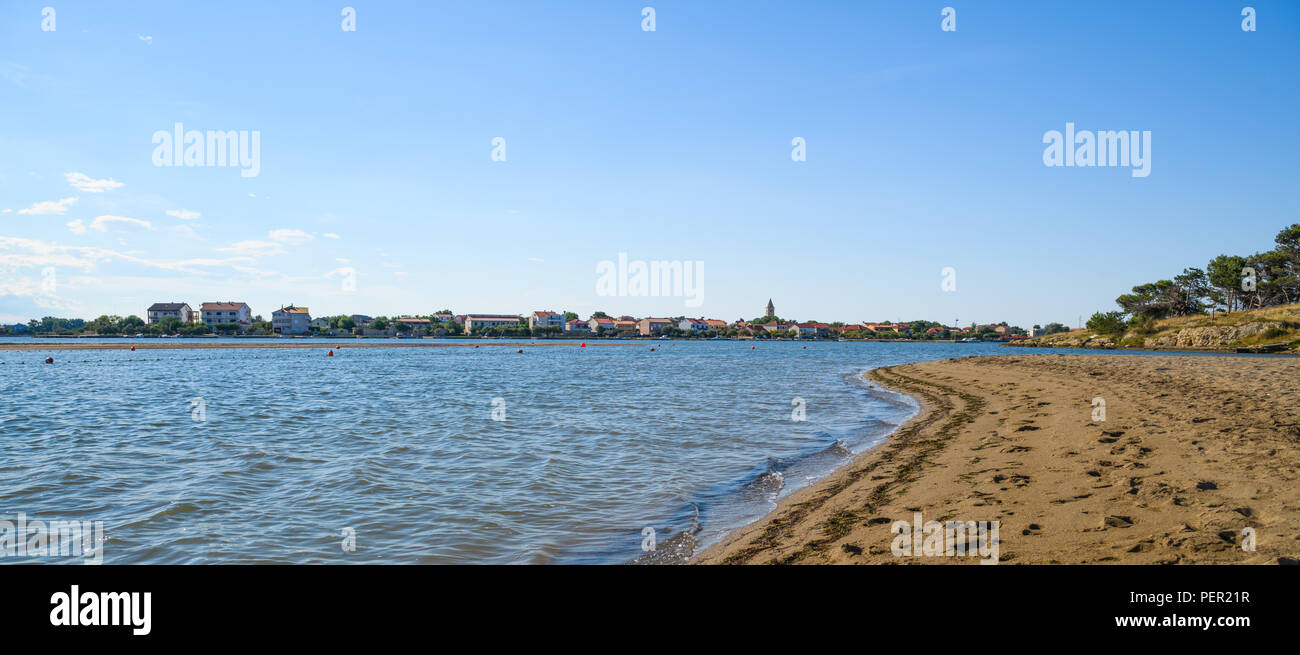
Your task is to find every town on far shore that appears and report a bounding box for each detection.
[1,299,1074,342]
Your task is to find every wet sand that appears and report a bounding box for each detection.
[695,354,1300,564]
[0,340,639,352]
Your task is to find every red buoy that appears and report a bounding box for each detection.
[517,349,523,354]
[649,347,655,351]
[44,357,54,364]
[580,343,586,347]
[130,346,136,351]
[328,350,334,356]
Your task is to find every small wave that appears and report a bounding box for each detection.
[749,469,785,495]
[629,529,699,565]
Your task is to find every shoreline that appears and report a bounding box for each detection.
[691,363,967,564]
[0,341,647,352]
[693,354,1300,564]
[1009,342,1299,356]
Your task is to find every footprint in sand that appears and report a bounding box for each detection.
[1104,515,1135,529]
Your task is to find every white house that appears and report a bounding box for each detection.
[199,302,252,330]
[528,311,565,330]
[678,318,707,331]
[463,314,520,331]
[146,302,193,325]
[272,305,311,335]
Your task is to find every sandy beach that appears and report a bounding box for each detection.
[696,354,1300,565]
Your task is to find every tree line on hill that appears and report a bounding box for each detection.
[1087,223,1300,334]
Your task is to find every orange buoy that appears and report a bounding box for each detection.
[44,357,54,364]
[328,350,334,356]
[130,346,136,351]
[649,347,655,351]
[580,343,586,347]
[517,349,523,354]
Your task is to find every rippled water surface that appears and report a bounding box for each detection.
[3,339,1067,563]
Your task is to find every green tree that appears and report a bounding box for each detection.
[1206,254,1249,312]
[1086,311,1127,336]
[120,315,145,332]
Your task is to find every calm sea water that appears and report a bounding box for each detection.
[0,338,1205,564]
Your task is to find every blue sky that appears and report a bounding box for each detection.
[1,1,1297,327]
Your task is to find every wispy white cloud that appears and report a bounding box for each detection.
[528,257,545,263]
[268,228,313,245]
[18,197,78,215]
[138,35,153,45]
[0,235,251,276]
[64,172,124,193]
[322,232,340,239]
[69,215,153,233]
[166,209,200,220]
[217,240,287,256]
